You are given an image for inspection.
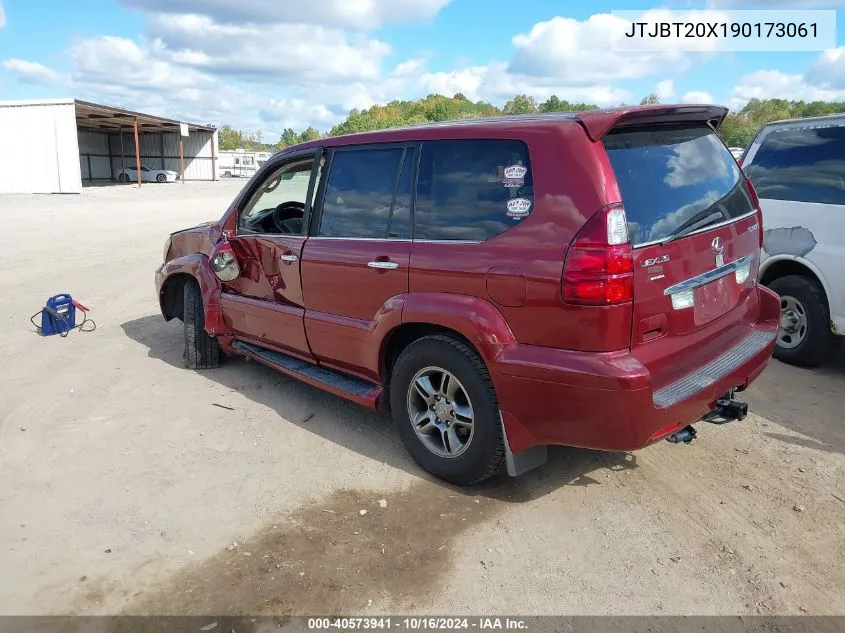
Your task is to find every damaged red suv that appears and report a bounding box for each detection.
[156,105,780,485]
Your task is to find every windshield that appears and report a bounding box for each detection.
[603,124,753,246]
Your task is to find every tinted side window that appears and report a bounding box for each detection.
[415,140,534,241]
[745,125,845,205]
[319,147,404,238]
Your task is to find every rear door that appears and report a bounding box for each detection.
[602,124,761,387]
[300,144,414,381]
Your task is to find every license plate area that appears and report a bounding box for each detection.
[694,277,739,326]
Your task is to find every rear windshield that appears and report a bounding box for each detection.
[603,125,753,246]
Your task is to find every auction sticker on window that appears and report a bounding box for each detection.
[502,164,527,188]
[506,197,531,219]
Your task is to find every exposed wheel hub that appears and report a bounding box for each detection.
[777,295,808,349]
[781,310,800,333]
[407,367,475,459]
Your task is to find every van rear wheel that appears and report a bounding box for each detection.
[769,275,833,367]
[390,335,504,486]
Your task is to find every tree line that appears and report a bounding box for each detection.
[216,94,845,152]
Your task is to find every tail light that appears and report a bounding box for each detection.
[209,239,240,282]
[562,203,633,305]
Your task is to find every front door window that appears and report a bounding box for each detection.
[239,159,314,235]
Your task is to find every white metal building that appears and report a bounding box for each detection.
[0,98,219,194]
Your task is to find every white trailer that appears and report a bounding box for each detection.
[218,149,268,177]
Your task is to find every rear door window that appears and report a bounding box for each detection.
[603,125,753,246]
[414,139,534,241]
[318,147,405,238]
[744,124,845,205]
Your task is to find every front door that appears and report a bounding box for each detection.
[301,144,415,380]
[220,151,320,360]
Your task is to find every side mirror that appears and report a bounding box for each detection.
[209,239,240,282]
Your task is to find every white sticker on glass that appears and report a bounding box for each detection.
[506,197,531,219]
[502,164,527,188]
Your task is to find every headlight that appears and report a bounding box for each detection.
[163,236,172,263]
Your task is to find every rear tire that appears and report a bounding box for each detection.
[118,173,128,183]
[390,335,504,486]
[156,174,167,183]
[768,275,833,367]
[183,279,220,370]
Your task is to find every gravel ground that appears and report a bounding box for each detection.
[1,182,843,616]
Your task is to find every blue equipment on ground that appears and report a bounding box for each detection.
[31,294,96,337]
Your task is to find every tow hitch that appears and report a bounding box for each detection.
[666,390,749,445]
[702,390,749,424]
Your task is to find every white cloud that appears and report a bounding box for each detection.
[418,62,632,107]
[682,91,714,104]
[508,15,691,83]
[655,80,676,100]
[148,13,391,84]
[2,59,62,86]
[808,46,845,88]
[259,98,336,130]
[120,0,451,29]
[0,3,6,29]
[419,67,487,101]
[730,69,845,109]
[72,36,215,92]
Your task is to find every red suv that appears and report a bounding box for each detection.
[156,105,780,485]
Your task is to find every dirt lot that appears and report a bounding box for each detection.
[1,182,843,616]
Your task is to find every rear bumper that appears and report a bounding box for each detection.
[491,285,780,454]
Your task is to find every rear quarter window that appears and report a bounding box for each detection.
[744,124,845,205]
[414,139,534,241]
[603,125,753,246]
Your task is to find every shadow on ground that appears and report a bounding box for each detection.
[743,342,845,457]
[121,314,639,506]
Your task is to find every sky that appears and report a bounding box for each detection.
[2,0,845,142]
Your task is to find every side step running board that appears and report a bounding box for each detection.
[231,340,381,407]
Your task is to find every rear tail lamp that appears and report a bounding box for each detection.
[209,239,240,282]
[562,204,634,306]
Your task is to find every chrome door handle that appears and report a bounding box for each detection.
[280,254,299,262]
[367,261,398,270]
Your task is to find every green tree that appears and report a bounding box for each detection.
[503,94,538,115]
[539,95,599,113]
[640,93,660,105]
[218,125,243,151]
[299,127,321,143]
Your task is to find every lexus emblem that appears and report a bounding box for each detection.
[712,237,725,267]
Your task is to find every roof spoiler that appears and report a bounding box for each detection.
[576,105,730,141]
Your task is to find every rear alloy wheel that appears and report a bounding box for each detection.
[156,173,167,183]
[769,275,833,367]
[183,279,220,370]
[118,173,129,183]
[390,335,504,486]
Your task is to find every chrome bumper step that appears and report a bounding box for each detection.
[653,329,775,408]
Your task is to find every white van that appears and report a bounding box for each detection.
[741,114,845,367]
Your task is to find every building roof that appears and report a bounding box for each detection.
[74,100,216,133]
[0,97,216,134]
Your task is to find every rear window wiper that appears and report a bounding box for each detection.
[659,210,725,246]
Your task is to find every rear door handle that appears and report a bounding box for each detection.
[280,254,299,262]
[367,261,398,270]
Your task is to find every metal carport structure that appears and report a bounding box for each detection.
[75,100,219,187]
[0,98,219,194]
